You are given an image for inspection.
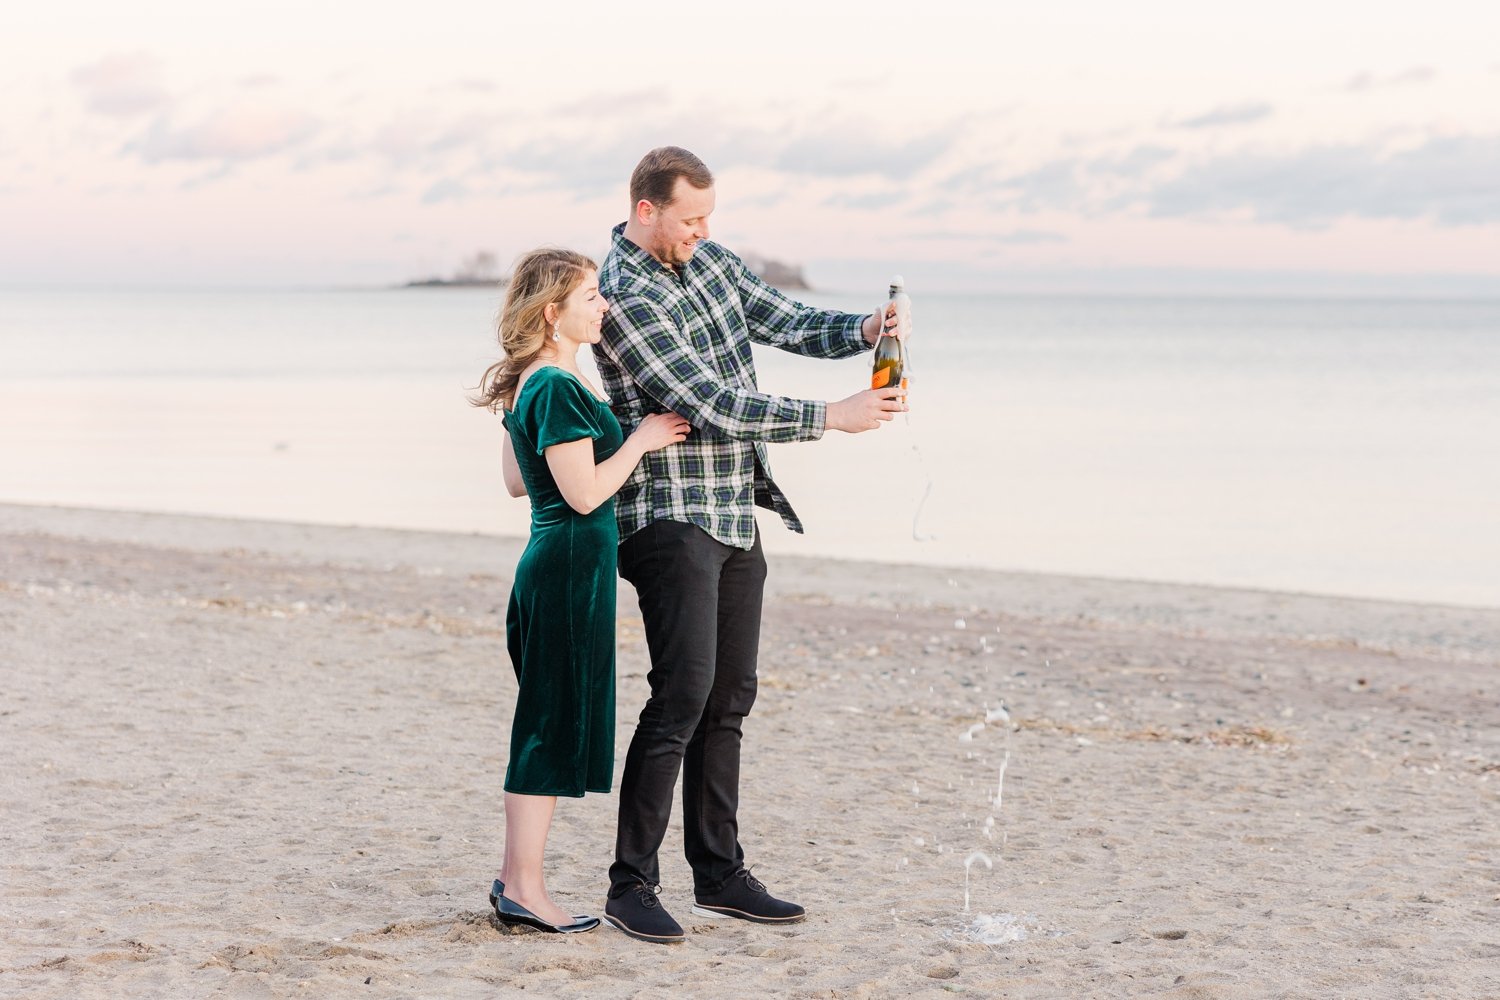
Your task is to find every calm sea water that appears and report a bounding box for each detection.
[3,286,1497,607]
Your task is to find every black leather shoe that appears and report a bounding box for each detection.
[603,878,685,943]
[488,879,599,934]
[691,867,805,924]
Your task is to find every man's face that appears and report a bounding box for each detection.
[646,178,715,267]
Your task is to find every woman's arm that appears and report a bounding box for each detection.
[502,433,527,498]
[543,413,690,515]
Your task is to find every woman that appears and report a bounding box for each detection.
[472,248,690,933]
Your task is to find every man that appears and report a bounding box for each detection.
[595,146,907,943]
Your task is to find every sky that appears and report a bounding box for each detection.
[5,0,1500,293]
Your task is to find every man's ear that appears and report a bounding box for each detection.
[634,199,655,226]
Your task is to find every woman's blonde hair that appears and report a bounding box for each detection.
[471,247,597,412]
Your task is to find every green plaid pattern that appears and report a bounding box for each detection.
[595,222,870,549]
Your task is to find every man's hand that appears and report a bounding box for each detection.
[826,386,907,433]
[860,301,909,346]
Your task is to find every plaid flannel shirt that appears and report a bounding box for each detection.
[595,222,870,549]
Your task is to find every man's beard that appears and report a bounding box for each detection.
[654,234,695,268]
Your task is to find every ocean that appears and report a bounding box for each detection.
[2,286,1497,608]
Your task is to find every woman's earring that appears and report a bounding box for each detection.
[551,322,560,342]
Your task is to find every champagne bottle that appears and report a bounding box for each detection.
[871,275,910,390]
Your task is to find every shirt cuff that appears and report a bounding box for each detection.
[804,398,828,440]
[845,311,874,351]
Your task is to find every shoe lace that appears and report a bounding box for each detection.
[734,866,767,893]
[631,878,662,909]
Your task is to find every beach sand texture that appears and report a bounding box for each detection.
[2,504,1497,999]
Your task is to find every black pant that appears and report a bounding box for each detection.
[610,520,766,895]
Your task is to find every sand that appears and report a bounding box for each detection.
[2,503,1497,999]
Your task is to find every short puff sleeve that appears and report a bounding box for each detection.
[526,371,602,455]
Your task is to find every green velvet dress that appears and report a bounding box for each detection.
[501,366,624,797]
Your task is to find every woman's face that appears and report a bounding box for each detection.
[555,270,609,346]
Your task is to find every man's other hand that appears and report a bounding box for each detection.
[826,386,907,433]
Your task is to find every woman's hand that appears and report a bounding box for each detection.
[630,412,692,452]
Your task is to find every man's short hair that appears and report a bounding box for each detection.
[629,146,714,210]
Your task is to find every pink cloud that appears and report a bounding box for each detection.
[137,104,321,163]
[71,52,170,117]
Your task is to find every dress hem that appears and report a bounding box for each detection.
[502,783,614,799]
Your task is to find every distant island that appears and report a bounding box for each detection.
[405,249,811,290]
[403,251,502,288]
[738,253,811,290]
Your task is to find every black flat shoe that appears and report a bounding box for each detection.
[494,893,600,934]
[489,880,599,934]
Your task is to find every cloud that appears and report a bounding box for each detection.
[1145,135,1500,227]
[823,190,908,210]
[911,228,989,241]
[910,195,957,215]
[145,91,961,206]
[1341,67,1435,92]
[912,227,1066,247]
[178,164,236,191]
[504,134,652,199]
[995,229,1067,245]
[1172,102,1274,129]
[503,124,786,201]
[1098,144,1176,177]
[944,144,1175,213]
[991,159,1087,212]
[71,52,170,117]
[734,191,790,210]
[349,183,404,201]
[502,97,951,186]
[775,128,956,181]
[1395,66,1436,85]
[554,88,672,118]
[421,178,469,204]
[370,112,465,166]
[290,108,500,175]
[941,163,1001,194]
[940,131,1500,230]
[134,103,320,163]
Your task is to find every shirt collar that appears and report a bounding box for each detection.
[611,221,687,281]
